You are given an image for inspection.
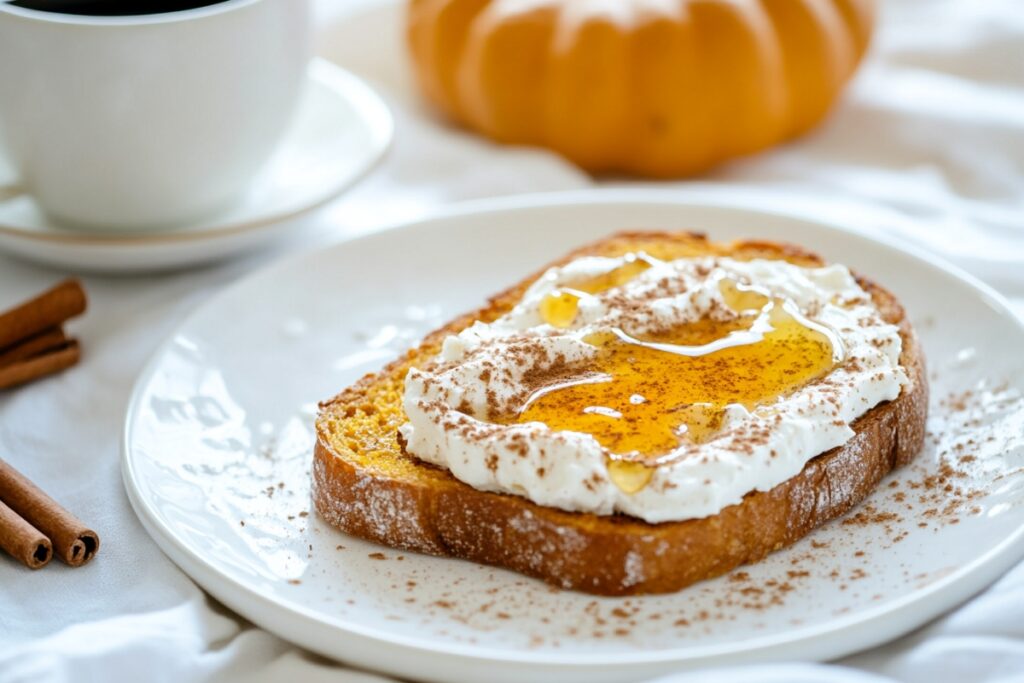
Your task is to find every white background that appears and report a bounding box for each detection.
[1,0,1023,681]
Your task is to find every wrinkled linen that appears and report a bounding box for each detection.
[2,0,1022,680]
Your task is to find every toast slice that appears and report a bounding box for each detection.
[314,231,927,596]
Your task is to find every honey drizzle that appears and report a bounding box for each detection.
[539,253,655,328]
[509,271,844,494]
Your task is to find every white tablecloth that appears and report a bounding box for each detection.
[2,1,1023,681]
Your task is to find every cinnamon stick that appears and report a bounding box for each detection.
[0,279,86,350]
[0,340,80,390]
[0,459,98,567]
[0,498,52,569]
[0,327,67,369]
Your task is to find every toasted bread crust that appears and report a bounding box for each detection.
[313,232,928,595]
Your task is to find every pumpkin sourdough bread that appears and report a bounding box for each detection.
[313,232,927,596]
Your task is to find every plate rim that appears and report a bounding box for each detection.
[0,58,393,247]
[121,189,1024,670]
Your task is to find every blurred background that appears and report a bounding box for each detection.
[1,0,1022,681]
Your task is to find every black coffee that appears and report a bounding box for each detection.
[6,0,231,16]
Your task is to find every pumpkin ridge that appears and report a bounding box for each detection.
[831,0,875,60]
[762,0,859,137]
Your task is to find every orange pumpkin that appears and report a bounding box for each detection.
[407,0,874,177]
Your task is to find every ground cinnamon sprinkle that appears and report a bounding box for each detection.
[289,382,1018,650]
[841,505,901,528]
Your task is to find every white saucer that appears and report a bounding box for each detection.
[122,192,1024,683]
[0,59,392,274]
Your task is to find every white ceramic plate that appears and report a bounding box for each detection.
[0,59,392,274]
[122,192,1024,683]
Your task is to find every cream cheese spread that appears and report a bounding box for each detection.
[399,254,908,523]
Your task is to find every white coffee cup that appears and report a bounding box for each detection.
[0,0,310,231]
